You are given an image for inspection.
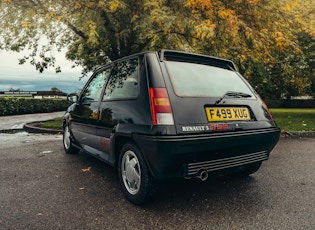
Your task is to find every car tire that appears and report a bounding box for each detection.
[234,162,262,177]
[63,125,80,154]
[118,143,156,205]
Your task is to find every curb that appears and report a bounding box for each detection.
[2,121,314,138]
[281,131,315,138]
[23,122,63,134]
[23,122,315,138]
[0,128,24,133]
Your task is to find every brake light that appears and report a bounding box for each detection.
[259,95,274,121]
[149,88,174,125]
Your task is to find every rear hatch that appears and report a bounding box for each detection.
[159,50,276,135]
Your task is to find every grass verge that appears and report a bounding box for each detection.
[270,108,315,132]
[36,109,315,132]
[36,117,63,130]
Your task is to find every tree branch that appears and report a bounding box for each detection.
[26,0,88,41]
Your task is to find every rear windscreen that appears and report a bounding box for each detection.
[165,61,255,98]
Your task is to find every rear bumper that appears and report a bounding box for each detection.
[133,128,280,179]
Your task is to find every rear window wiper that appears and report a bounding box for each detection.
[215,91,252,104]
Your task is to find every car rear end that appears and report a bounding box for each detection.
[134,50,280,179]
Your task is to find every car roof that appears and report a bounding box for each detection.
[94,50,237,73]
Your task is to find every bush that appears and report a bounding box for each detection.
[0,97,72,116]
[266,100,315,108]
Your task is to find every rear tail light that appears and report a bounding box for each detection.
[149,88,174,125]
[259,95,274,121]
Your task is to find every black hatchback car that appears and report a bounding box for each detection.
[63,50,280,204]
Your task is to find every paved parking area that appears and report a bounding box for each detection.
[0,133,314,229]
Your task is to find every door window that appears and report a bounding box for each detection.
[103,58,139,100]
[81,68,111,103]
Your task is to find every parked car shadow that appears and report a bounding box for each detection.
[69,149,267,211]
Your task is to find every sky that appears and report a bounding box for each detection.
[0,50,88,93]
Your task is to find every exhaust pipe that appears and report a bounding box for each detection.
[196,170,208,181]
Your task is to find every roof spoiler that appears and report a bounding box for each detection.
[159,50,237,71]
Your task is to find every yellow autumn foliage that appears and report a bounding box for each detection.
[21,21,32,28]
[0,0,314,98]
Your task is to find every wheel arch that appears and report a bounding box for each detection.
[112,134,156,180]
[113,135,135,167]
[62,112,71,128]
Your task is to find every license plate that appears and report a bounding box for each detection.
[205,107,251,122]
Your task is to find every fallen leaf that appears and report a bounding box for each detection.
[81,167,91,172]
[41,150,53,154]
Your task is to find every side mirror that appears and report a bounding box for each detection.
[67,93,78,103]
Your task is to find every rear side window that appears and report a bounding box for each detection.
[103,58,139,100]
[165,61,254,98]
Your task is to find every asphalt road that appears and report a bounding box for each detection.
[0,112,64,130]
[0,133,314,230]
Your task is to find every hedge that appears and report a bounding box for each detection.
[2,97,314,116]
[265,100,315,108]
[0,97,72,116]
